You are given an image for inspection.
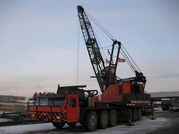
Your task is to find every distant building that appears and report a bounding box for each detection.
[0,95,25,103]
[150,91,179,107]
[150,91,179,98]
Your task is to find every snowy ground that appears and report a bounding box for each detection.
[0,118,13,123]
[153,107,163,112]
[0,115,171,134]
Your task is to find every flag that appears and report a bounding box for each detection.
[118,58,125,62]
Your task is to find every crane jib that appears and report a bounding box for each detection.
[77,5,146,92]
[77,6,106,92]
[77,6,123,92]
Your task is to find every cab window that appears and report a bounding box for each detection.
[36,98,48,106]
[50,98,65,106]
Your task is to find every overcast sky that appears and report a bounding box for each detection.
[0,0,179,97]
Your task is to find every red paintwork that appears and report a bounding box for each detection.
[28,94,80,123]
[66,95,80,122]
[100,83,144,103]
[94,96,99,102]
[101,84,122,102]
[28,83,145,123]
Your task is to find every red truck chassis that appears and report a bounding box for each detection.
[27,85,152,130]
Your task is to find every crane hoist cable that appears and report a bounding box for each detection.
[86,11,115,41]
[121,49,137,73]
[86,10,142,74]
[121,45,141,72]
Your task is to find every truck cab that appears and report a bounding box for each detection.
[27,92,80,128]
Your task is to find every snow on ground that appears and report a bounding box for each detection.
[0,118,13,123]
[153,107,163,113]
[89,117,170,134]
[0,123,55,134]
[0,116,171,134]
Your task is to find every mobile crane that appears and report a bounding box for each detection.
[27,5,152,131]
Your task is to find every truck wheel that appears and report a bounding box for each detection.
[52,121,65,129]
[67,122,77,127]
[137,109,142,120]
[166,106,169,110]
[109,109,117,126]
[84,110,97,131]
[132,108,137,122]
[99,110,109,129]
[162,107,165,111]
[127,109,132,123]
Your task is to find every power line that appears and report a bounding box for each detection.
[76,15,80,85]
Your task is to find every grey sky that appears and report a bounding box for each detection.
[0,0,179,97]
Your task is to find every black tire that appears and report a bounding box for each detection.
[162,107,165,111]
[109,109,117,127]
[67,122,77,127]
[52,121,65,129]
[166,106,169,110]
[99,110,109,129]
[84,110,97,131]
[127,109,132,123]
[132,108,137,122]
[137,109,142,120]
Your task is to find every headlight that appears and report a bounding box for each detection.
[56,116,60,120]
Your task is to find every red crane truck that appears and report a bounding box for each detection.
[27,5,152,131]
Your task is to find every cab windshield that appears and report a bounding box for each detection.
[50,97,65,106]
[36,98,48,106]
[36,97,65,107]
